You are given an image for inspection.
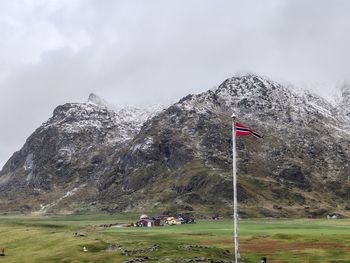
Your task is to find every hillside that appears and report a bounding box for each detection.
[0,74,349,217]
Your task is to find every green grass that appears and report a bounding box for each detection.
[0,215,350,262]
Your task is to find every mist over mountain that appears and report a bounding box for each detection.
[0,74,349,217]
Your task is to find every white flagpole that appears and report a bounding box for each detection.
[231,113,239,263]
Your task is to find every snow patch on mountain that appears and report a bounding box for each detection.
[37,184,86,214]
[37,94,165,146]
[24,153,34,171]
[88,93,165,128]
[175,74,344,128]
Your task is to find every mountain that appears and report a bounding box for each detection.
[0,95,162,214]
[101,75,350,217]
[0,75,349,217]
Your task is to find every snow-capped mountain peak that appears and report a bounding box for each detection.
[87,93,110,108]
[87,93,165,132]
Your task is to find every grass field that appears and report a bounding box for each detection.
[0,214,349,262]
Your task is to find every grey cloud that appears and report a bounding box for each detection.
[1,0,350,168]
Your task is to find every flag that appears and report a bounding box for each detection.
[236,122,263,138]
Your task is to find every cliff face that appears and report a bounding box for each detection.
[0,75,349,217]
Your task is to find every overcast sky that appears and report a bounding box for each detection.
[1,0,350,169]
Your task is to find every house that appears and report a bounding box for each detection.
[140,214,149,220]
[165,217,182,225]
[136,218,161,227]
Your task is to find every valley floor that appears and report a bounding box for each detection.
[0,214,349,262]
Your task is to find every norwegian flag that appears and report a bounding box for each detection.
[236,122,263,138]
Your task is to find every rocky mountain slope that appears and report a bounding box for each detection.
[0,95,162,213]
[339,84,350,122]
[0,75,349,217]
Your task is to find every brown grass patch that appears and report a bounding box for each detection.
[202,238,350,253]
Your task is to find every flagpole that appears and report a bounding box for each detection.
[232,113,239,263]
